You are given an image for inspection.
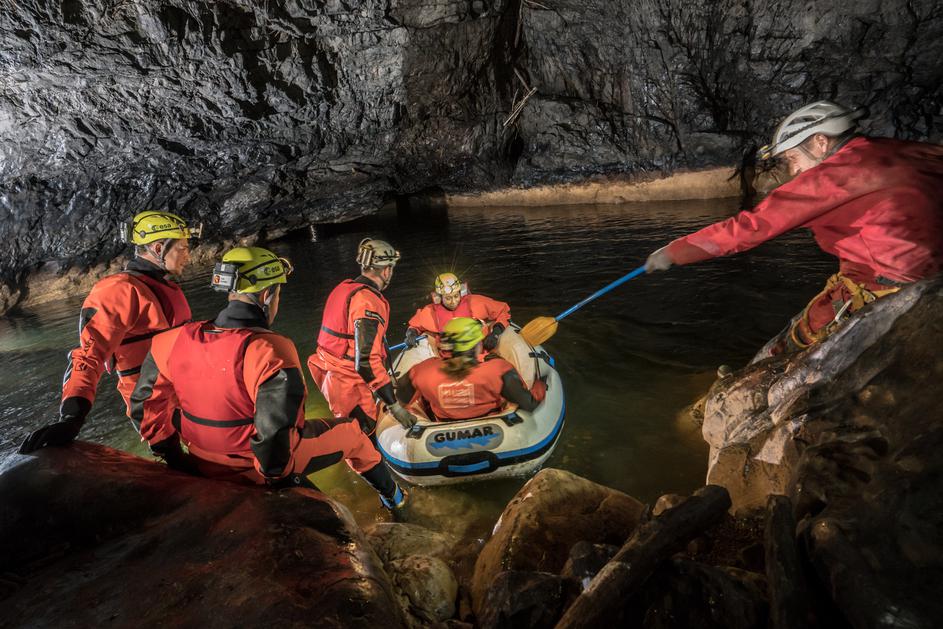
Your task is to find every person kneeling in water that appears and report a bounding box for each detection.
[395,317,546,421]
[130,246,407,511]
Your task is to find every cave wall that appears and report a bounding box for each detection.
[1,0,940,291]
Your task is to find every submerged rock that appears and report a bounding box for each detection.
[470,467,645,616]
[388,554,459,625]
[365,521,459,565]
[0,442,403,628]
[700,280,943,625]
[365,522,461,626]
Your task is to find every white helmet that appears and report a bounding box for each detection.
[356,237,400,269]
[759,101,865,160]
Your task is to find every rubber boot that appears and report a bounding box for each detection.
[379,484,408,511]
[361,462,407,510]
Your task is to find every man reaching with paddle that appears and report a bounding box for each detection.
[644,100,943,353]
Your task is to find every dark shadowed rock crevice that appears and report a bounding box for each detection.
[2,0,941,312]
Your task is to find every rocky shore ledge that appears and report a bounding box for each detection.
[3,280,941,628]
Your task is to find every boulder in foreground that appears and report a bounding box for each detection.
[0,442,403,628]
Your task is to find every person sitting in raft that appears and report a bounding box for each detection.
[19,211,197,467]
[644,100,943,354]
[395,317,546,421]
[404,272,511,352]
[129,246,408,511]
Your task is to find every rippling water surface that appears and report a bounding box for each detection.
[0,200,833,539]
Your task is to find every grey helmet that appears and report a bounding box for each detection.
[758,101,865,160]
[356,237,400,269]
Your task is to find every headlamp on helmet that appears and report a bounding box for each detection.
[432,272,468,304]
[211,262,240,293]
[356,238,400,269]
[120,211,203,245]
[211,247,293,294]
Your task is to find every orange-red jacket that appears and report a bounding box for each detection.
[131,301,308,478]
[666,137,943,283]
[402,356,542,420]
[310,277,394,403]
[408,294,511,336]
[62,259,191,415]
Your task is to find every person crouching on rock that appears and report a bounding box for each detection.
[306,237,418,438]
[644,101,943,354]
[403,272,511,353]
[20,211,197,459]
[395,317,546,422]
[129,246,407,511]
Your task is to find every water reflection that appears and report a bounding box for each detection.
[0,200,833,538]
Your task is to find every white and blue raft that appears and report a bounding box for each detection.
[376,327,566,486]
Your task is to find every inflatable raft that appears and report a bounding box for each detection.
[376,327,566,486]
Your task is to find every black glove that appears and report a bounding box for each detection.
[388,402,418,429]
[404,327,420,348]
[482,323,504,352]
[150,434,199,475]
[18,396,91,454]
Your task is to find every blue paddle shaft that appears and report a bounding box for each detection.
[554,265,647,322]
[389,335,427,352]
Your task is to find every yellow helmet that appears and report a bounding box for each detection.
[434,272,463,296]
[123,211,201,245]
[212,246,293,294]
[356,238,400,269]
[441,317,485,353]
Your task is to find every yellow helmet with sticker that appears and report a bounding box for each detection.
[212,246,293,294]
[124,211,201,245]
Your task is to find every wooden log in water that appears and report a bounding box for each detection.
[765,494,813,629]
[554,484,731,629]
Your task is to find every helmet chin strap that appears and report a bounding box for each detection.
[251,287,277,322]
[144,240,172,272]
[797,143,823,165]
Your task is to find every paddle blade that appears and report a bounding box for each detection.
[520,316,558,346]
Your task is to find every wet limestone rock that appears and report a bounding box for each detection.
[2,1,942,312]
[365,522,461,626]
[365,521,459,565]
[702,281,937,511]
[0,442,403,628]
[700,280,943,625]
[388,554,459,625]
[470,467,645,617]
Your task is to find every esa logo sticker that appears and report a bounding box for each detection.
[427,423,504,454]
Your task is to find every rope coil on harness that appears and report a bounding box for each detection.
[790,273,900,348]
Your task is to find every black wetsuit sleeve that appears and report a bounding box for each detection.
[353,316,381,383]
[500,370,540,412]
[129,352,159,433]
[376,381,396,405]
[251,367,305,478]
[395,373,416,406]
